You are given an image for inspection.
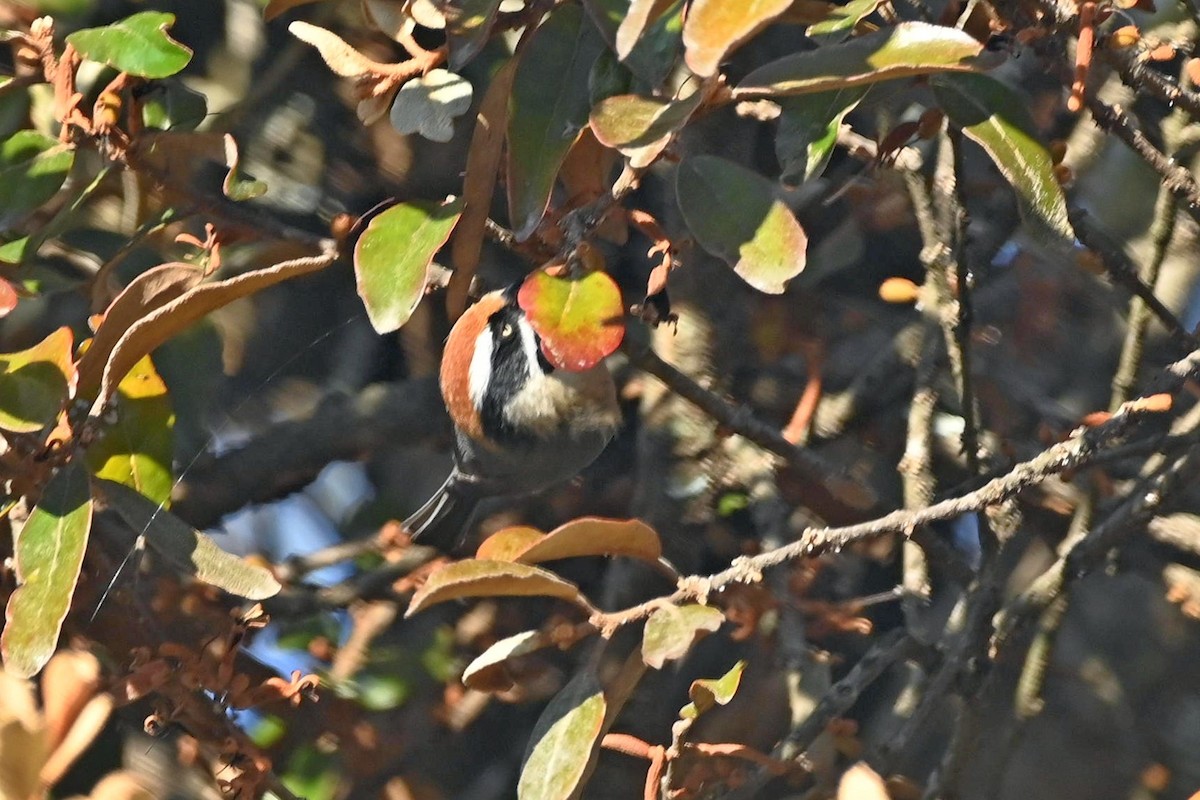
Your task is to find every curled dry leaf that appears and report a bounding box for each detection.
[406,559,592,617]
[476,518,662,564]
[39,692,114,788]
[461,629,551,692]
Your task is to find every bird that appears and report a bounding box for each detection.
[403,284,622,551]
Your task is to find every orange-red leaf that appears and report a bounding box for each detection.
[517,268,625,371]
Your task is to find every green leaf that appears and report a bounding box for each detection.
[735,21,987,97]
[507,4,606,240]
[0,326,75,433]
[931,73,1074,242]
[141,79,208,132]
[589,91,702,167]
[85,355,174,506]
[444,0,503,69]
[354,198,464,334]
[681,659,745,719]
[66,11,193,79]
[808,0,885,37]
[676,155,808,293]
[582,0,684,87]
[0,130,75,229]
[516,267,625,371]
[390,69,474,143]
[683,0,792,77]
[776,87,868,187]
[642,604,725,669]
[97,479,282,599]
[1,462,93,678]
[519,669,607,800]
[406,559,591,617]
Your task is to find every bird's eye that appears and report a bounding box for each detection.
[500,323,514,339]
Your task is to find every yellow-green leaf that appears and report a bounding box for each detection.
[735,21,988,98]
[2,463,93,678]
[642,604,725,669]
[0,326,75,433]
[683,0,792,77]
[931,72,1074,243]
[0,131,75,229]
[589,91,702,167]
[776,87,868,187]
[808,0,885,37]
[516,268,625,371]
[681,659,745,719]
[406,559,590,617]
[519,669,606,800]
[66,11,193,79]
[676,155,807,293]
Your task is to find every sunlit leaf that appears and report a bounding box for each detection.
[406,559,590,616]
[517,267,625,371]
[354,198,463,333]
[97,479,282,599]
[583,0,684,87]
[85,355,174,506]
[462,629,551,692]
[519,669,606,800]
[808,0,885,37]
[735,22,988,97]
[477,518,662,564]
[1,463,93,678]
[838,763,889,800]
[66,12,193,79]
[507,4,606,240]
[616,0,676,58]
[390,69,474,143]
[642,604,724,669]
[0,327,75,433]
[680,659,745,718]
[775,87,868,187]
[676,155,807,293]
[0,131,75,229]
[683,0,792,77]
[931,73,1074,242]
[589,91,701,167]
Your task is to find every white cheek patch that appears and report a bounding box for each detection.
[468,327,493,410]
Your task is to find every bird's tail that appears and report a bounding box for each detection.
[403,472,482,552]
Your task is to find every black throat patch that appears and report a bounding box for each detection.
[478,304,545,444]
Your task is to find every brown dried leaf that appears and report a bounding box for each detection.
[407,560,592,616]
[683,0,793,77]
[39,693,114,789]
[40,650,101,751]
[289,20,386,78]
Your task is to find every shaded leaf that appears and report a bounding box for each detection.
[683,0,792,77]
[76,262,204,396]
[931,73,1073,242]
[507,4,606,240]
[85,355,174,506]
[838,763,889,800]
[407,560,590,616]
[478,518,662,564]
[519,669,606,800]
[442,0,503,69]
[0,327,75,434]
[517,267,625,371]
[140,79,208,132]
[642,604,724,669]
[681,659,745,718]
[66,12,193,79]
[616,0,676,58]
[219,134,267,201]
[2,463,93,678]
[96,479,282,599]
[449,57,517,320]
[354,197,463,333]
[808,0,885,37]
[265,0,325,21]
[462,629,551,692]
[583,0,684,87]
[589,91,701,167]
[776,86,868,187]
[676,155,807,293]
[94,251,335,411]
[0,131,75,229]
[735,22,987,97]
[131,132,265,202]
[390,69,474,143]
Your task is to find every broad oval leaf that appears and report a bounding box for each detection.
[735,21,988,98]
[390,69,474,143]
[507,4,606,240]
[2,462,93,678]
[517,268,625,371]
[776,87,868,187]
[140,78,208,132]
[478,518,662,564]
[931,72,1073,242]
[0,131,75,229]
[76,262,205,396]
[519,669,606,800]
[66,12,193,79]
[0,327,76,433]
[97,479,281,600]
[583,0,684,87]
[676,155,807,293]
[683,0,792,77]
[681,659,745,718]
[94,250,336,412]
[808,0,885,37]
[462,629,551,691]
[589,91,702,167]
[85,355,174,506]
[406,559,590,617]
[642,604,725,669]
[355,198,464,333]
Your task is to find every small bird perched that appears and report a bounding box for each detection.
[404,285,622,550]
